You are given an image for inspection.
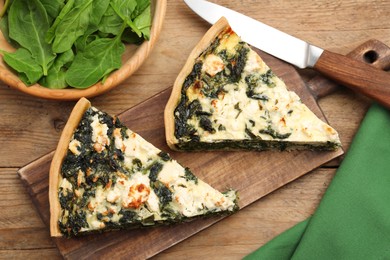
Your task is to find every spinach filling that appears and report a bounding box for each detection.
[245,69,276,101]
[175,139,339,151]
[174,33,250,142]
[172,29,334,151]
[58,108,137,236]
[184,168,198,184]
[58,105,238,236]
[259,126,292,140]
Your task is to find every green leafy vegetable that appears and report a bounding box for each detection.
[111,0,141,37]
[51,0,94,53]
[39,0,65,23]
[66,32,125,88]
[7,0,56,75]
[133,4,151,39]
[0,0,152,89]
[45,0,76,44]
[90,0,111,27]
[98,5,125,36]
[2,48,43,85]
[39,49,74,89]
[132,0,150,18]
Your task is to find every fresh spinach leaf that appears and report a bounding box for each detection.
[90,0,111,27]
[110,0,141,36]
[132,0,150,19]
[98,5,126,36]
[39,0,65,23]
[133,4,151,39]
[3,48,43,85]
[65,30,125,88]
[8,0,56,75]
[74,33,100,53]
[110,0,152,39]
[50,0,110,53]
[45,0,75,44]
[39,49,74,89]
[51,0,94,53]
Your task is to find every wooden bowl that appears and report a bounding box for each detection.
[0,0,166,100]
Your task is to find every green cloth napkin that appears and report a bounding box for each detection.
[245,103,390,260]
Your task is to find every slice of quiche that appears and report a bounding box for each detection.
[49,98,238,237]
[164,17,341,151]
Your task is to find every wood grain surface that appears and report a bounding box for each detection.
[18,50,342,259]
[1,0,390,259]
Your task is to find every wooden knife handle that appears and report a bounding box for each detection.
[314,48,390,109]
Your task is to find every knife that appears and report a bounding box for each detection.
[184,0,390,109]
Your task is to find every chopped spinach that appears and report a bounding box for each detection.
[218,124,226,131]
[246,90,269,101]
[80,190,95,208]
[226,46,248,83]
[188,99,203,117]
[199,115,215,133]
[201,74,226,98]
[261,69,276,87]
[245,72,275,101]
[234,103,242,118]
[158,151,171,162]
[152,181,173,207]
[245,127,258,139]
[149,162,163,182]
[196,111,213,117]
[132,158,143,170]
[119,209,137,224]
[184,168,198,184]
[259,125,291,139]
[60,210,88,236]
[0,0,152,89]
[58,188,74,210]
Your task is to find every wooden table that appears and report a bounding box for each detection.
[1,1,389,259]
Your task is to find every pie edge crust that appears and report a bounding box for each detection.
[49,97,91,237]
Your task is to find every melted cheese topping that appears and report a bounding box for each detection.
[175,28,340,148]
[202,54,225,76]
[59,107,237,235]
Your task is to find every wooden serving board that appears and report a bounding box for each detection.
[18,49,344,259]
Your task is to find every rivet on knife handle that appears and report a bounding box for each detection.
[313,50,390,109]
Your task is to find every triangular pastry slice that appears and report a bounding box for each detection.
[164,17,341,151]
[49,98,238,237]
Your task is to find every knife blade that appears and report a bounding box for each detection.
[184,0,390,109]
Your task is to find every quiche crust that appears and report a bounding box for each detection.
[49,97,91,237]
